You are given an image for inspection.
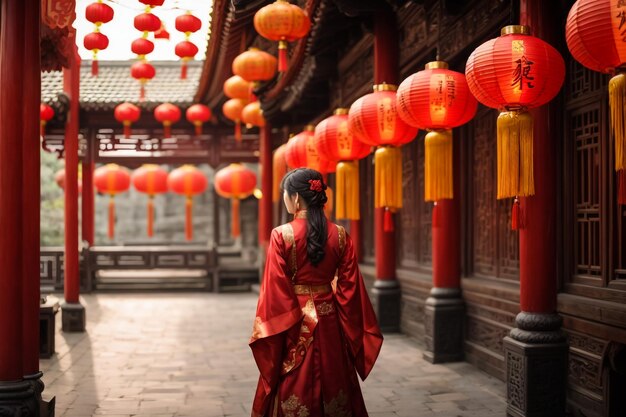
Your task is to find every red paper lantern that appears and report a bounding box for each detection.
[154,103,181,138]
[348,84,418,222]
[232,48,277,84]
[167,165,208,240]
[397,61,477,201]
[134,13,161,33]
[285,125,336,174]
[314,108,371,220]
[273,144,288,203]
[139,0,165,6]
[566,0,626,204]
[131,61,156,100]
[174,41,199,79]
[94,164,131,239]
[253,0,311,72]
[222,98,247,142]
[175,13,202,34]
[131,164,168,237]
[466,25,565,200]
[85,1,114,76]
[54,169,83,194]
[154,23,170,39]
[215,163,257,238]
[223,75,251,100]
[241,101,266,128]
[40,104,54,137]
[114,103,141,138]
[131,38,154,57]
[186,104,212,135]
[85,1,114,25]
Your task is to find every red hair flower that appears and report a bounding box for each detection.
[308,179,323,192]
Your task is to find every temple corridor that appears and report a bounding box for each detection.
[40,293,505,417]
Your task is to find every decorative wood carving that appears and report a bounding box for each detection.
[466,316,509,355]
[506,350,525,410]
[41,0,76,30]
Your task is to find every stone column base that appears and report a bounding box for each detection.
[371,279,401,333]
[423,287,464,364]
[0,373,55,417]
[61,302,86,333]
[505,312,568,417]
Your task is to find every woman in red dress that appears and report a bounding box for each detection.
[250,168,383,417]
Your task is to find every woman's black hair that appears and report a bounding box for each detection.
[281,168,328,266]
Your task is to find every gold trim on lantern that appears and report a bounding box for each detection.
[373,83,398,92]
[334,108,349,115]
[501,25,531,36]
[425,61,449,70]
[304,124,315,132]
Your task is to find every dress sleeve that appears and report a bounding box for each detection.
[334,231,384,380]
[249,228,302,412]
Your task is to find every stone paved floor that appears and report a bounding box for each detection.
[41,293,506,417]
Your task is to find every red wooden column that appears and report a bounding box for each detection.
[503,1,568,416]
[371,8,401,332]
[259,124,273,247]
[0,0,52,413]
[62,50,86,332]
[350,219,362,262]
[82,132,95,246]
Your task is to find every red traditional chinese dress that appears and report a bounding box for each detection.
[250,215,383,417]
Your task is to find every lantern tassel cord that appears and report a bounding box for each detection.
[278,40,288,73]
[40,121,46,138]
[185,197,193,241]
[336,160,360,220]
[195,123,202,136]
[424,130,453,201]
[147,197,154,237]
[610,73,626,176]
[231,198,241,238]
[181,61,188,79]
[235,121,242,143]
[91,60,99,76]
[374,146,402,210]
[497,110,534,199]
[164,124,171,139]
[108,195,115,240]
[140,84,146,101]
[123,123,131,138]
[511,197,522,230]
[619,171,626,206]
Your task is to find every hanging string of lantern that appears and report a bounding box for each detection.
[186,104,212,135]
[348,84,418,231]
[131,164,169,237]
[84,0,114,76]
[167,165,208,241]
[214,164,258,238]
[566,0,626,204]
[315,108,372,221]
[132,0,162,100]
[114,102,141,138]
[465,25,565,228]
[397,61,477,203]
[154,103,181,138]
[174,12,202,79]
[222,98,248,142]
[40,104,54,138]
[94,164,131,240]
[253,0,311,72]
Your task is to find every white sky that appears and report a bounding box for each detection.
[74,0,213,61]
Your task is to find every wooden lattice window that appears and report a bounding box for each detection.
[470,107,519,281]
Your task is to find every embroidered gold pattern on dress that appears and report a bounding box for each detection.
[337,225,346,256]
[293,284,333,296]
[282,299,317,375]
[324,390,352,417]
[281,224,297,282]
[281,394,310,417]
[316,301,335,316]
[250,316,263,341]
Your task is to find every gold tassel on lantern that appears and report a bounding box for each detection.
[609,73,626,173]
[336,161,360,220]
[324,186,334,220]
[424,130,453,201]
[496,110,534,199]
[231,198,241,238]
[374,146,402,209]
